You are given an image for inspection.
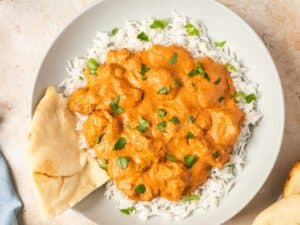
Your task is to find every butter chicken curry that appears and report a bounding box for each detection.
[68,45,244,202]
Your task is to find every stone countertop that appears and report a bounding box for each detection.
[0,0,299,224]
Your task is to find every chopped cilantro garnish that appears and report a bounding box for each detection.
[166,153,177,162]
[120,207,135,215]
[135,116,150,132]
[137,32,150,42]
[156,121,166,132]
[215,41,226,47]
[135,184,146,194]
[185,131,195,140]
[185,23,200,36]
[110,96,124,116]
[188,64,210,81]
[87,58,99,75]
[225,63,237,72]
[97,159,107,170]
[184,155,197,168]
[174,79,183,87]
[169,53,178,64]
[245,93,257,103]
[233,91,246,102]
[157,108,167,118]
[187,115,196,123]
[116,156,131,169]
[111,27,119,36]
[169,116,180,124]
[140,64,150,80]
[113,137,127,150]
[182,194,200,202]
[150,20,167,29]
[233,91,257,104]
[157,86,171,95]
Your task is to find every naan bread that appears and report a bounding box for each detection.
[28,86,109,219]
[283,161,300,198]
[252,195,300,225]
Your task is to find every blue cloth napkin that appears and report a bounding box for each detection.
[0,152,21,225]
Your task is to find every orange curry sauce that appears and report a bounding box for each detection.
[68,45,244,201]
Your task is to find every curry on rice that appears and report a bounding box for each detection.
[68,44,244,202]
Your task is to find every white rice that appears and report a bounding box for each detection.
[58,11,262,221]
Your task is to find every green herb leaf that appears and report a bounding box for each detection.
[110,96,124,116]
[125,124,131,129]
[188,64,210,81]
[174,79,183,87]
[166,153,177,162]
[87,58,99,75]
[187,115,196,123]
[137,32,150,42]
[116,156,131,169]
[218,96,225,102]
[169,116,180,124]
[214,77,221,85]
[233,91,256,104]
[182,194,200,202]
[112,27,119,36]
[157,108,167,118]
[113,137,127,150]
[185,23,200,36]
[157,86,171,95]
[225,63,237,72]
[120,207,135,215]
[169,53,178,65]
[233,91,246,102]
[140,64,150,80]
[135,184,146,194]
[212,151,220,158]
[245,93,257,103]
[79,76,84,80]
[135,116,150,132]
[184,155,197,168]
[150,20,167,29]
[97,159,107,170]
[157,121,167,131]
[215,41,226,48]
[185,131,195,140]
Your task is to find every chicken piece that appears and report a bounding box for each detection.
[149,162,188,201]
[68,87,101,114]
[189,137,230,168]
[139,44,194,75]
[85,63,126,88]
[208,107,243,146]
[144,68,178,100]
[83,111,120,147]
[106,48,131,65]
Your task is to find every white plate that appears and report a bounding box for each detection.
[31,0,285,224]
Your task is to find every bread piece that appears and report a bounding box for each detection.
[28,87,109,219]
[252,195,300,225]
[283,161,300,198]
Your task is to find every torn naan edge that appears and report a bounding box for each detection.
[283,161,300,198]
[252,195,300,225]
[27,86,109,219]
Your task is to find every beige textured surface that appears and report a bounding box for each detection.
[0,0,299,224]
